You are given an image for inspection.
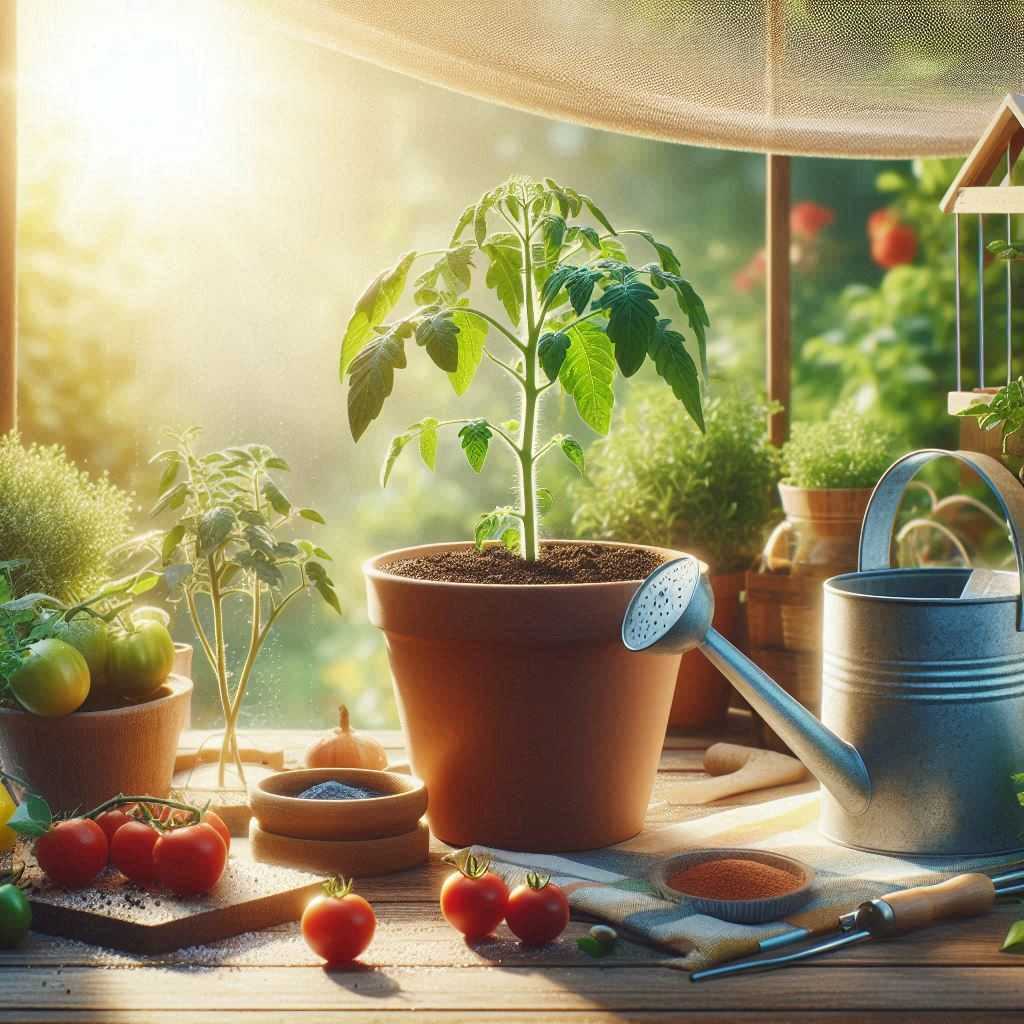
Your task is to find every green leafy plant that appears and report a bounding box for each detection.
[957,377,1024,460]
[0,434,133,602]
[339,175,709,561]
[128,429,341,786]
[987,239,1024,263]
[573,388,780,573]
[781,407,896,490]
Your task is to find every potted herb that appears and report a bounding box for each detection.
[574,388,780,728]
[769,408,896,577]
[131,430,340,794]
[955,375,1024,471]
[342,176,709,850]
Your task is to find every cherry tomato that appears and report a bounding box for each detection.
[301,877,376,964]
[439,854,508,940]
[9,639,90,717]
[202,810,231,853]
[95,809,134,846]
[505,873,569,946]
[0,883,31,948]
[0,782,16,855]
[110,821,160,884]
[35,818,108,888]
[107,621,175,703]
[153,822,227,895]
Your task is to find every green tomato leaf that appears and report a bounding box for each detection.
[536,487,554,514]
[346,329,408,441]
[566,267,600,315]
[197,506,237,557]
[161,524,186,566]
[340,251,416,376]
[416,312,460,373]
[541,214,566,260]
[474,511,500,550]
[474,198,492,247]
[262,478,292,516]
[264,456,290,471]
[558,434,586,474]
[633,230,681,275]
[583,196,616,234]
[157,457,180,496]
[668,276,710,379]
[450,203,475,246]
[127,570,161,597]
[6,794,53,837]
[458,419,492,473]
[1002,920,1024,953]
[648,318,704,431]
[151,482,189,517]
[236,551,285,589]
[541,264,574,308]
[538,332,571,382]
[500,527,520,552]
[380,433,411,488]
[417,416,439,470]
[299,508,326,525]
[559,321,616,435]
[483,235,524,325]
[448,311,487,396]
[594,280,659,376]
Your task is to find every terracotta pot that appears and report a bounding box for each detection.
[668,571,745,729]
[364,540,682,851]
[0,675,192,813]
[771,484,873,577]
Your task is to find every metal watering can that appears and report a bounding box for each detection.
[623,450,1024,857]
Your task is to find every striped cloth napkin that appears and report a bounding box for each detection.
[466,790,1020,970]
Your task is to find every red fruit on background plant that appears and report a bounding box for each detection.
[110,821,160,884]
[95,809,134,847]
[301,876,377,964]
[440,853,509,940]
[871,222,917,268]
[35,819,108,889]
[505,872,570,946]
[732,248,766,293]
[867,208,897,238]
[790,201,834,240]
[153,822,227,896]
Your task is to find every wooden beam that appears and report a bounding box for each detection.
[953,185,1024,214]
[0,0,14,435]
[766,152,791,446]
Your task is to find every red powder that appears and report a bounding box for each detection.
[667,857,801,901]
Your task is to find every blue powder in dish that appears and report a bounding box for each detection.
[297,780,380,801]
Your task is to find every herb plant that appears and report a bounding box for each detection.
[957,377,1024,464]
[130,430,340,786]
[340,176,709,561]
[0,434,132,601]
[573,388,780,573]
[781,407,895,490]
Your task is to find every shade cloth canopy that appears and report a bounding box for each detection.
[260,0,1024,159]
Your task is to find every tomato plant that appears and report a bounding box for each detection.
[106,620,175,702]
[440,853,508,940]
[35,818,108,888]
[0,882,31,948]
[153,822,227,895]
[110,821,160,884]
[95,808,134,846]
[301,877,376,964]
[201,810,231,853]
[9,638,90,717]
[505,872,569,946]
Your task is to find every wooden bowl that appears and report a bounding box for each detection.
[249,767,427,841]
[249,819,429,877]
[649,848,815,924]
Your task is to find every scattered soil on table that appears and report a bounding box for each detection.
[381,543,665,585]
[667,857,802,901]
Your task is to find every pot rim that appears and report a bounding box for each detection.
[0,673,192,720]
[778,483,876,497]
[253,767,425,806]
[826,566,1019,607]
[363,538,683,591]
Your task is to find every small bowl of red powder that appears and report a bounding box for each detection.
[649,848,815,924]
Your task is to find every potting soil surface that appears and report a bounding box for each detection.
[381,542,665,584]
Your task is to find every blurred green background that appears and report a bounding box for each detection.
[14,2,996,732]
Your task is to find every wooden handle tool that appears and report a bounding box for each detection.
[667,743,808,805]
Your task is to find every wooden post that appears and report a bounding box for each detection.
[766,153,791,446]
[0,0,15,434]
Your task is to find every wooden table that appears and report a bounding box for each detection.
[2,723,1021,1023]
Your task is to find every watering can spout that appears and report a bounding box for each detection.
[699,631,872,815]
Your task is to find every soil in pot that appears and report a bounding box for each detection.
[365,540,681,852]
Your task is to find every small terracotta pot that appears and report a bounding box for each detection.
[774,484,873,577]
[364,540,682,851]
[0,676,192,813]
[668,571,745,729]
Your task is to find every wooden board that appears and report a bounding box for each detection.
[20,844,321,955]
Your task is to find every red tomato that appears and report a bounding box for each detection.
[110,821,160,884]
[867,208,897,239]
[35,819,108,889]
[202,810,231,853]
[789,201,834,240]
[301,877,376,964]
[439,854,508,940]
[153,823,227,895]
[871,222,917,268]
[505,873,569,946]
[95,809,134,847]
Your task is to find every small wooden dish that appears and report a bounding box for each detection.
[649,848,815,924]
[249,819,429,878]
[249,767,427,842]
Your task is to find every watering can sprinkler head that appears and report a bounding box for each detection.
[623,556,873,817]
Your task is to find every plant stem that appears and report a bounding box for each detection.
[207,555,234,789]
[518,198,541,561]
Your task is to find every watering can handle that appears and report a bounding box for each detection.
[858,449,1024,631]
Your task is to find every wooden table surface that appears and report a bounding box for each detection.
[2,720,1021,1023]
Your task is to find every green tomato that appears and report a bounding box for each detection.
[131,605,171,628]
[9,638,91,717]
[51,615,110,694]
[0,883,30,948]
[107,621,175,703]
